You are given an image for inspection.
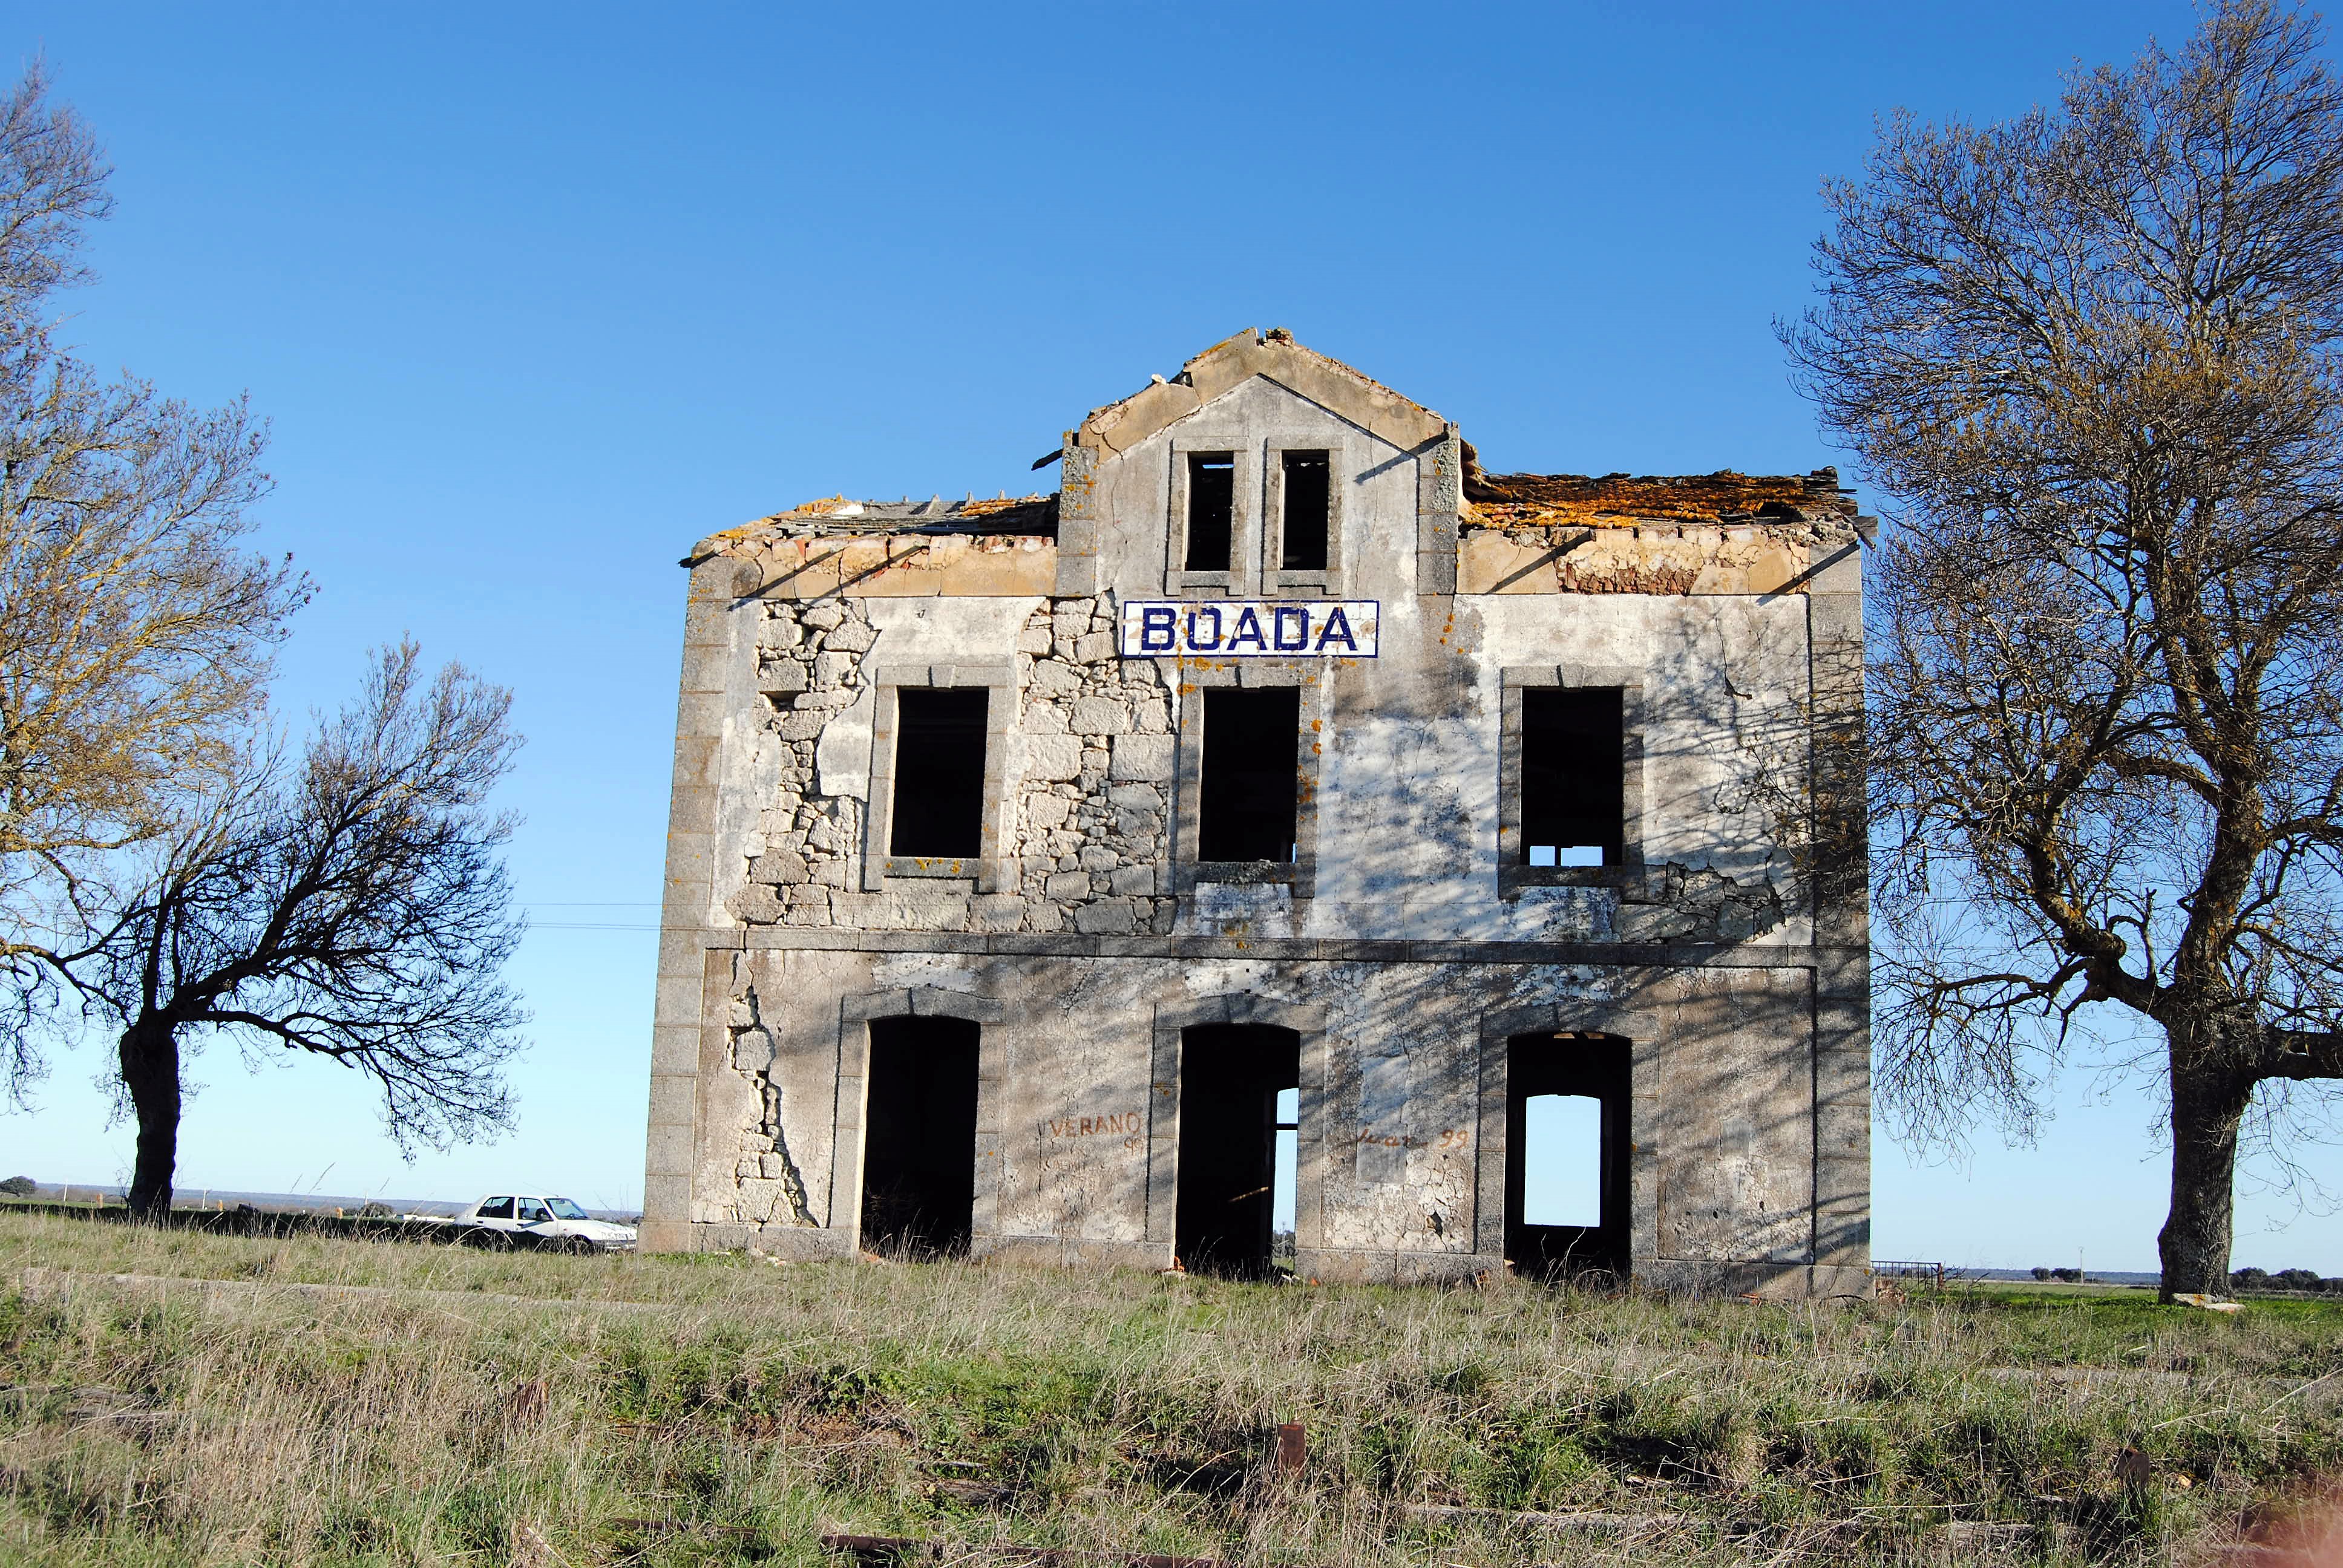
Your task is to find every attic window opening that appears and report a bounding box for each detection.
[1280,450,1330,572]
[890,688,989,858]
[1185,452,1236,572]
[1198,687,1300,863]
[1521,687,1624,868]
[1274,449,1331,572]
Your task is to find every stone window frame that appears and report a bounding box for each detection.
[1473,999,1664,1275]
[1145,994,1331,1259]
[1164,437,1261,598]
[862,662,1017,893]
[1259,430,1353,598]
[1167,660,1326,898]
[832,987,1007,1255]
[1498,663,1648,896]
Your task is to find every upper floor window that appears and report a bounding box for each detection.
[1198,687,1300,863]
[1519,687,1623,867]
[1279,450,1330,572]
[890,688,989,858]
[1184,451,1236,571]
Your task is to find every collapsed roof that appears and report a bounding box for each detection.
[692,332,1853,561]
[1461,446,1856,530]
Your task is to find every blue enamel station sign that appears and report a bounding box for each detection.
[1117,599,1380,659]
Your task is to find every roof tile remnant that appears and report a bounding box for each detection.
[1462,443,1855,530]
[689,493,1060,563]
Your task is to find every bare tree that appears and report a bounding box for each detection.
[0,64,306,1083]
[1786,1,2343,1297]
[68,641,528,1217]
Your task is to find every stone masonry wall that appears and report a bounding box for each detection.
[723,594,873,929]
[721,591,1181,940]
[1008,595,1179,936]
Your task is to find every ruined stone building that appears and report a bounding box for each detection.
[641,330,1870,1295]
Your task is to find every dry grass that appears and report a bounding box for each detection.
[3,1207,2341,1566]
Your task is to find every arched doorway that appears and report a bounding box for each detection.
[860,1015,980,1258]
[1506,1031,1630,1278]
[1175,1024,1300,1277]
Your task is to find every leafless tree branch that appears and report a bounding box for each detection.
[1786,0,2343,1295]
[68,640,528,1215]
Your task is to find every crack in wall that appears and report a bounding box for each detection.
[724,981,815,1226]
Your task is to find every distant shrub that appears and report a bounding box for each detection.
[2229,1267,2339,1294]
[0,1176,34,1197]
[2031,1266,2052,1281]
[2050,1267,2082,1282]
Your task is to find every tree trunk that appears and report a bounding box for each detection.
[118,1020,181,1221]
[2157,1050,2252,1301]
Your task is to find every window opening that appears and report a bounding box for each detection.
[1198,687,1300,863]
[1279,450,1330,571]
[1184,451,1236,571]
[1520,687,1624,867]
[890,688,988,857]
[1273,1085,1299,1270]
[1505,1032,1630,1279]
[861,1016,980,1258]
[1519,1094,1602,1226]
[1176,1024,1301,1278]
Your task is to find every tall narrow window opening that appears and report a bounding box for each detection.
[1520,687,1624,867]
[1279,449,1330,571]
[890,688,988,857]
[1505,1032,1630,1279]
[1198,687,1300,863]
[1176,1024,1301,1278]
[1184,451,1236,571]
[861,1016,980,1258]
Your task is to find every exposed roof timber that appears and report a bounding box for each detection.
[1076,328,1451,456]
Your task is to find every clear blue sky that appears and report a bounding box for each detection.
[4,2,2335,1271]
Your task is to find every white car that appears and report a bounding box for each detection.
[450,1194,637,1252]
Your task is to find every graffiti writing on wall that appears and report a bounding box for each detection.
[1355,1128,1469,1151]
[1047,1111,1142,1139]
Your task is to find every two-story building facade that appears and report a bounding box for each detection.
[641,330,1871,1294]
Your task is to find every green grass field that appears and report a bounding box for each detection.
[3,1206,2339,1566]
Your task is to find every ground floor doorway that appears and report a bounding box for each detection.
[860,1016,979,1258]
[1175,1024,1300,1278]
[1506,1031,1630,1278]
